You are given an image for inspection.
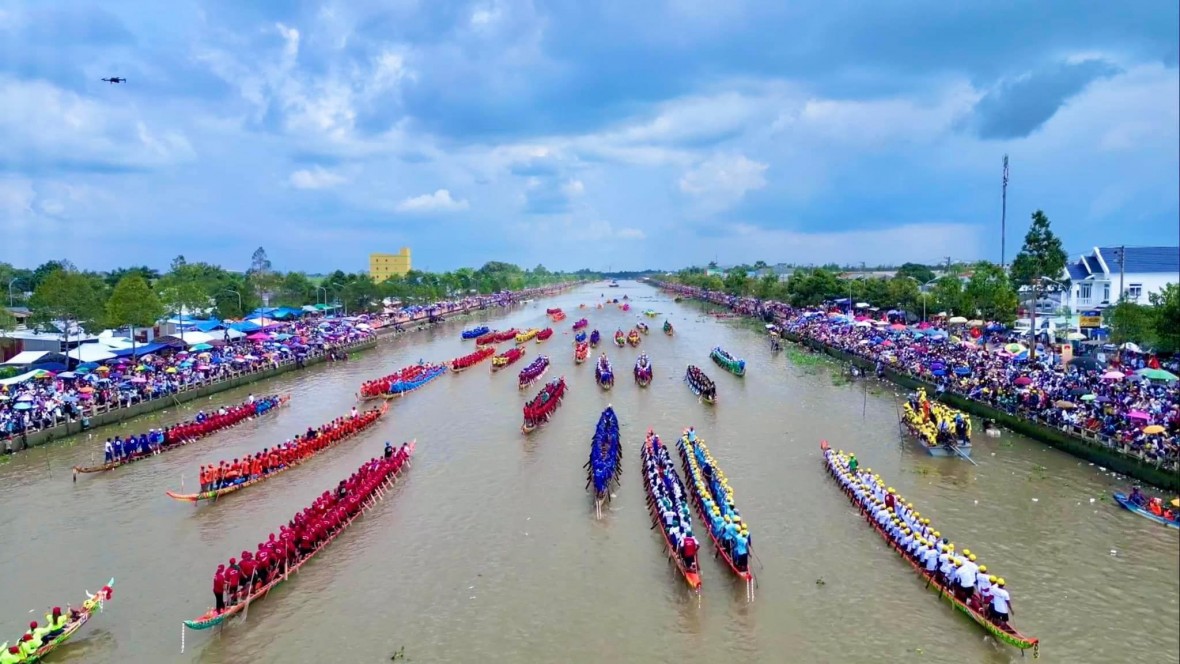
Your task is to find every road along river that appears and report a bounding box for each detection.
[0,282,1175,663]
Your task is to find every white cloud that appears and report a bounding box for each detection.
[289,166,346,190]
[678,153,768,210]
[395,189,469,212]
[616,227,646,239]
[276,23,300,61]
[560,178,585,197]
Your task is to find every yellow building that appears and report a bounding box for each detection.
[369,248,412,282]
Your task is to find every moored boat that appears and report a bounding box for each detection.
[677,431,754,597]
[535,327,554,343]
[587,406,621,518]
[614,329,626,347]
[492,347,526,370]
[574,341,590,364]
[451,346,496,372]
[522,377,567,433]
[7,579,116,661]
[183,443,414,630]
[518,355,551,389]
[685,365,717,403]
[634,353,653,387]
[595,354,615,390]
[663,320,674,336]
[710,347,746,376]
[640,430,702,591]
[819,442,1039,655]
[461,325,490,340]
[589,329,601,347]
[572,318,589,330]
[1112,490,1180,529]
[901,389,973,458]
[165,404,389,503]
[627,329,641,347]
[72,395,289,477]
[515,328,539,344]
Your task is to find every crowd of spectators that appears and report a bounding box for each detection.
[661,282,1180,470]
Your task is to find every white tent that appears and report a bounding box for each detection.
[175,331,215,345]
[0,369,41,385]
[1,351,51,366]
[66,345,118,363]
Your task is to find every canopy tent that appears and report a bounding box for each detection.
[109,341,172,358]
[244,317,283,329]
[227,321,261,333]
[166,330,216,345]
[0,368,42,386]
[1,351,60,366]
[66,344,118,363]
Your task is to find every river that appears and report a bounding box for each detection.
[0,282,1176,664]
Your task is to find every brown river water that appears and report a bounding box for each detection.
[0,282,1176,664]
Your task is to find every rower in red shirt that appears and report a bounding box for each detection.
[212,564,226,613]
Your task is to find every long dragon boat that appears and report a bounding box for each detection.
[4,579,115,662]
[72,395,289,477]
[627,329,641,347]
[491,329,519,343]
[165,404,389,503]
[461,325,490,340]
[901,389,973,458]
[518,356,551,389]
[820,441,1039,655]
[522,377,567,433]
[515,328,539,344]
[183,443,413,630]
[550,311,567,322]
[359,364,437,399]
[535,328,554,343]
[710,347,746,377]
[574,341,590,364]
[685,365,717,404]
[587,406,621,519]
[589,329,601,347]
[492,346,526,371]
[641,430,701,591]
[595,354,615,390]
[614,329,626,347]
[634,353,653,387]
[387,363,446,397]
[664,320,674,336]
[572,318,588,330]
[474,331,499,346]
[451,346,496,372]
[546,307,562,315]
[677,432,755,598]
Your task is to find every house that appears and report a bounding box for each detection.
[1063,246,1179,310]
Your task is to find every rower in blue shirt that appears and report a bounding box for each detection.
[733,533,749,571]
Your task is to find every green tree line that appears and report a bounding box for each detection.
[1,248,585,337]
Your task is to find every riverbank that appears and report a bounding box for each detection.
[654,281,1180,492]
[4,282,583,453]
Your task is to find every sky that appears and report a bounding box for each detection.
[1,1,1177,273]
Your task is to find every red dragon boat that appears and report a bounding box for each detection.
[360,365,439,400]
[546,307,562,315]
[535,327,554,343]
[475,331,499,346]
[492,346,526,371]
[574,341,590,364]
[451,346,496,372]
[522,377,567,433]
[572,318,588,330]
[492,329,519,343]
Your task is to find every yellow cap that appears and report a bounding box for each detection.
[962,549,971,556]
[933,531,940,538]
[988,575,998,583]
[888,487,895,493]
[978,565,987,573]
[997,578,1005,586]
[969,554,977,562]
[954,558,963,566]
[906,502,914,509]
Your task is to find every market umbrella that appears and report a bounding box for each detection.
[1054,400,1077,409]
[1005,343,1026,354]
[1142,425,1166,434]
[79,386,94,393]
[1101,371,1125,380]
[190,343,214,351]
[165,367,178,374]
[967,319,984,327]
[948,316,969,324]
[57,371,77,379]
[889,323,906,331]
[1126,410,1150,421]
[1080,394,1097,402]
[1171,498,1180,508]
[1138,368,1178,382]
[13,402,33,410]
[1013,376,1032,386]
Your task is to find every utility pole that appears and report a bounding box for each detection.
[1001,155,1009,268]
[1030,277,1039,361]
[1116,246,1126,302]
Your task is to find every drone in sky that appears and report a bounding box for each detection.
[100,77,127,84]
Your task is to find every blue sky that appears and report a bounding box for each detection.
[1,1,1177,273]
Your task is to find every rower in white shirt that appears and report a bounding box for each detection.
[922,544,939,574]
[956,552,979,601]
[988,578,1012,624]
[973,566,992,608]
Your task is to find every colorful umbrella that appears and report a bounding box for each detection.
[967,319,984,327]
[1054,400,1077,409]
[1080,394,1097,402]
[948,316,968,324]
[1138,368,1178,382]
[1005,343,1026,354]
[1142,425,1166,434]
[1101,370,1125,380]
[1013,376,1032,386]
[1126,410,1150,421]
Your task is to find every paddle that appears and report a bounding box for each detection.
[948,443,978,466]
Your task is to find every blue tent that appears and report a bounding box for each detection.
[110,342,172,358]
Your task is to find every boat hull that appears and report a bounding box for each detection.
[1113,492,1180,529]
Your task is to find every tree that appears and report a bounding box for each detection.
[0,307,15,333]
[160,282,209,342]
[962,262,1018,323]
[896,262,936,285]
[275,272,316,308]
[170,255,187,272]
[1149,283,1180,353]
[1106,301,1156,347]
[31,260,75,290]
[1009,210,1068,358]
[106,275,165,358]
[753,260,769,270]
[28,269,107,358]
[104,265,160,289]
[930,275,965,318]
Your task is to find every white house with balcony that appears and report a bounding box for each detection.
[1063,246,1178,310]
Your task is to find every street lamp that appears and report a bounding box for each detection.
[331,282,347,316]
[1029,276,1064,361]
[315,286,327,306]
[7,277,24,307]
[221,289,242,315]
